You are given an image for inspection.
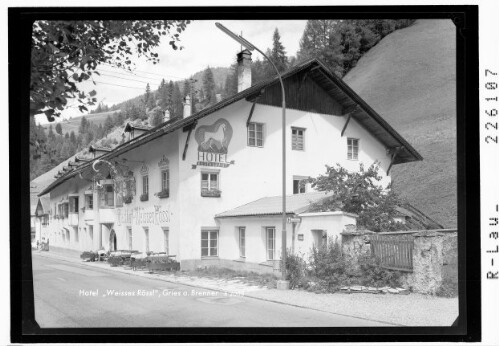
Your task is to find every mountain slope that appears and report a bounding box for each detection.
[42,110,120,135]
[343,19,456,227]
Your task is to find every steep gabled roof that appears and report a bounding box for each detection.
[39,58,422,196]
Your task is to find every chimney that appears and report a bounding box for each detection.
[216,93,222,103]
[163,109,170,122]
[237,49,252,92]
[183,95,191,118]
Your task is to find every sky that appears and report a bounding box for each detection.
[35,20,307,125]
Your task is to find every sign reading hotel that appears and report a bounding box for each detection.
[115,205,170,226]
[193,118,234,168]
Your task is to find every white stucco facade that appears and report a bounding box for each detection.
[42,98,394,270]
[39,55,423,273]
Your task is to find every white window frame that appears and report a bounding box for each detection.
[291,127,305,151]
[247,122,264,147]
[201,230,218,257]
[239,227,246,258]
[201,172,219,192]
[292,176,308,194]
[266,227,276,260]
[161,169,170,192]
[142,175,149,196]
[85,194,93,210]
[69,197,79,213]
[347,138,359,160]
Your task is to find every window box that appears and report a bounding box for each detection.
[140,194,149,202]
[123,195,133,204]
[155,189,170,199]
[201,189,221,198]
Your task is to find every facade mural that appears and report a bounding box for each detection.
[194,118,234,168]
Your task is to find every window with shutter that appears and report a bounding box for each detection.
[291,127,305,150]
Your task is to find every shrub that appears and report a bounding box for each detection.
[358,253,402,288]
[282,251,307,289]
[308,238,357,292]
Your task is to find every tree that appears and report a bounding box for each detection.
[158,79,170,110]
[113,111,124,127]
[297,20,344,76]
[202,66,217,106]
[78,116,89,135]
[307,162,404,232]
[224,71,237,98]
[144,83,155,110]
[70,130,77,144]
[47,124,55,141]
[30,20,190,121]
[148,107,164,127]
[269,28,288,73]
[55,122,63,136]
[297,19,415,77]
[171,82,183,119]
[103,114,114,134]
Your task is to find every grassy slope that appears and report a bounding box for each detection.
[343,19,457,227]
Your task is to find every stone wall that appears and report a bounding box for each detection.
[341,229,458,295]
[341,230,373,273]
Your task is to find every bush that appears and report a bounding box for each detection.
[358,254,402,288]
[80,251,98,261]
[308,238,357,292]
[282,251,307,289]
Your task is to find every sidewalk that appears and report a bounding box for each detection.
[33,250,458,327]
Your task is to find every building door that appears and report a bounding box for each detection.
[144,227,149,253]
[109,230,117,251]
[312,229,327,249]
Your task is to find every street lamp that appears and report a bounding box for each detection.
[216,23,288,288]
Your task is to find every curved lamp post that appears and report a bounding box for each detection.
[216,23,288,287]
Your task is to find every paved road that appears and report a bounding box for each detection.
[32,254,391,328]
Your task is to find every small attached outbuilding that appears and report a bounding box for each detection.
[214,192,357,273]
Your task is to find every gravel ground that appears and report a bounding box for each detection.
[246,289,458,326]
[35,251,458,327]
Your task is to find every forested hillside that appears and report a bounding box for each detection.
[31,20,421,199]
[343,19,457,227]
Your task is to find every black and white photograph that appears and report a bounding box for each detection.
[7,3,487,344]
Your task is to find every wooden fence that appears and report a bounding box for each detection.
[370,234,414,272]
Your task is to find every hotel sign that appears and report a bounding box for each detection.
[115,205,170,226]
[193,118,234,169]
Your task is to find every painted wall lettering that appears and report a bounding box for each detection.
[115,205,170,226]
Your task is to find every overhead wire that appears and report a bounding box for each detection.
[101,61,185,80]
